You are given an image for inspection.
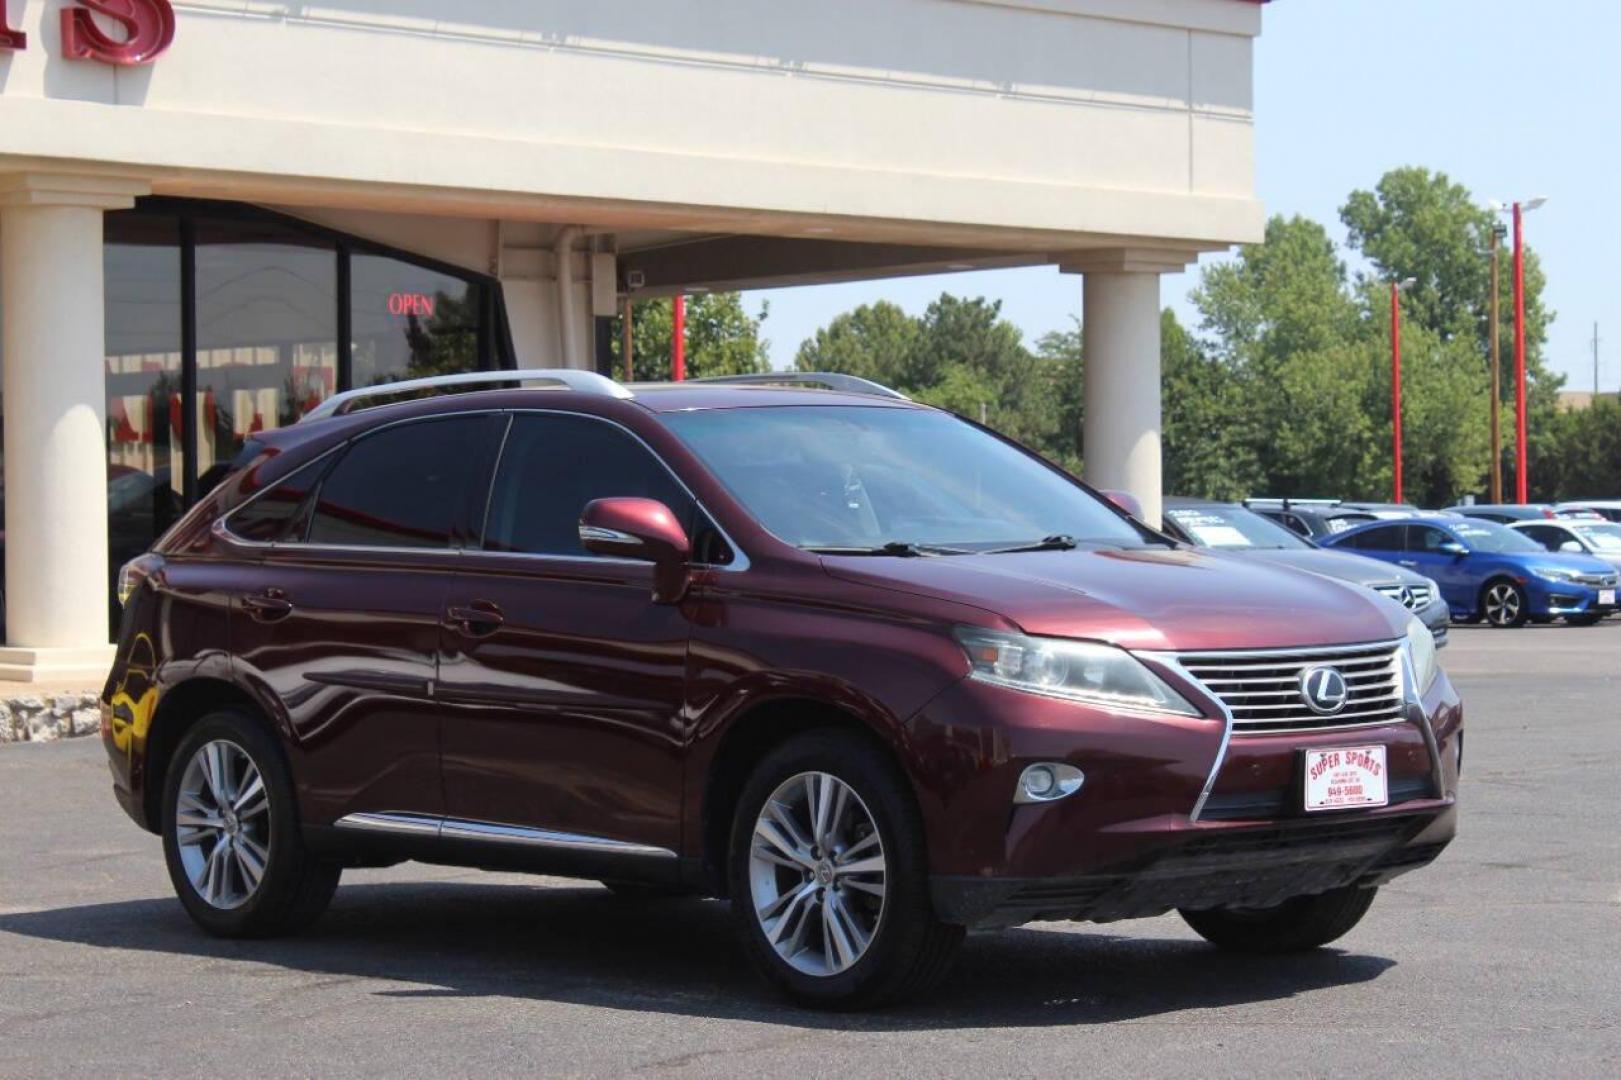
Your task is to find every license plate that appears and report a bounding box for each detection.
[1601,589,1616,606]
[1303,745,1388,812]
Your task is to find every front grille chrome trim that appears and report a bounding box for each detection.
[1172,640,1407,736]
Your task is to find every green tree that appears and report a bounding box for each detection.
[1160,309,1262,500]
[1539,398,1621,500]
[795,300,918,387]
[613,293,771,382]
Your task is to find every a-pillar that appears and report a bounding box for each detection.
[1063,249,1198,530]
[0,173,149,684]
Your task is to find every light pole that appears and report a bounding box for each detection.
[672,293,687,381]
[1390,276,1417,504]
[1491,197,1546,503]
[1486,221,1507,503]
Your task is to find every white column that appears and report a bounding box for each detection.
[0,174,147,684]
[1081,269,1164,528]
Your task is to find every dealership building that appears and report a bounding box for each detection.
[0,0,1264,683]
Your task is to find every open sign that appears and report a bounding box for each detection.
[387,292,436,318]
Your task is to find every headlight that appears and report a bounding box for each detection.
[955,628,1200,717]
[1405,615,1439,696]
[1534,565,1582,583]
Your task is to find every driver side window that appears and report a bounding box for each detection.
[1412,526,1455,553]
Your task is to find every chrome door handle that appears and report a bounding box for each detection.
[1398,560,1418,567]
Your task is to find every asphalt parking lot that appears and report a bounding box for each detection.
[2,623,1618,1078]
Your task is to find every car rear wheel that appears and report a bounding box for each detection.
[728,730,963,1009]
[1481,579,1529,628]
[162,711,340,938]
[1179,885,1378,953]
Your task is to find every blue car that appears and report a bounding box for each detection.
[1322,517,1620,628]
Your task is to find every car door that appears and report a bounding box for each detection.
[435,411,700,857]
[1405,524,1474,611]
[228,413,501,828]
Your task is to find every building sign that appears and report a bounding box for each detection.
[1,1,175,65]
[388,292,437,319]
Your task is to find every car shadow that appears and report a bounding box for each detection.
[0,881,1394,1029]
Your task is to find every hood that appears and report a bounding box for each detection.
[820,545,1407,653]
[1221,546,1426,587]
[1514,550,1620,577]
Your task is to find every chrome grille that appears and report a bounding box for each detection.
[1373,583,1432,610]
[1175,642,1406,735]
[1575,572,1618,588]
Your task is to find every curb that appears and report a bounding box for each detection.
[0,693,102,745]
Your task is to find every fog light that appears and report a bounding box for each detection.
[1015,762,1084,804]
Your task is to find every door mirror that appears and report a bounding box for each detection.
[579,497,692,603]
[1559,540,1584,554]
[1102,489,1144,520]
[1438,540,1468,557]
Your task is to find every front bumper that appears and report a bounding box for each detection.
[907,667,1462,929]
[1529,579,1616,618]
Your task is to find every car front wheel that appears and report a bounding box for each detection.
[1481,579,1529,628]
[728,730,963,1009]
[1180,885,1377,952]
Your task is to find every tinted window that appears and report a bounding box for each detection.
[483,415,696,557]
[229,458,329,543]
[1345,525,1405,551]
[308,417,489,548]
[1451,520,1543,554]
[1413,526,1459,553]
[351,254,484,387]
[1516,525,1563,551]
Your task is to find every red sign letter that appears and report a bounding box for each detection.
[1,1,26,51]
[61,1,175,66]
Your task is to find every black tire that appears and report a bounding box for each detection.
[727,729,963,1009]
[1179,885,1378,953]
[1480,578,1529,628]
[161,710,340,938]
[1565,612,1605,626]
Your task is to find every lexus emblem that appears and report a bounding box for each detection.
[1300,666,1350,715]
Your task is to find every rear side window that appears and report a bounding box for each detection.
[1344,525,1405,551]
[308,416,491,549]
[228,457,329,543]
[1517,525,1562,551]
[483,414,697,557]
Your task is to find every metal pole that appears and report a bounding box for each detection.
[1512,203,1528,503]
[672,294,687,382]
[1488,227,1502,504]
[620,297,634,382]
[1391,282,1403,504]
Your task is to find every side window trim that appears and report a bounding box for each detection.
[473,408,745,570]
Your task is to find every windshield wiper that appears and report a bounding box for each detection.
[982,534,1079,554]
[807,541,973,557]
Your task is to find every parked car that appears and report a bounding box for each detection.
[1243,499,1347,540]
[1510,519,1621,575]
[1322,517,1619,628]
[104,370,1462,1009]
[1556,500,1621,523]
[1446,503,1602,524]
[1162,498,1450,645]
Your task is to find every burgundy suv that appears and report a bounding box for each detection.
[102,371,1461,1008]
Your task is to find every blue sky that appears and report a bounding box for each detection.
[742,0,1619,392]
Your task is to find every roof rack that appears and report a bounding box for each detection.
[300,369,632,422]
[686,372,910,401]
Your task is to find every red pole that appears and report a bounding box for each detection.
[1512,203,1528,503]
[1391,283,1403,504]
[672,294,687,382]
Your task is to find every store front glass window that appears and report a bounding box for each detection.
[105,214,185,589]
[196,220,339,492]
[351,253,484,388]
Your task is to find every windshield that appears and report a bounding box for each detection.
[1573,523,1621,552]
[1165,504,1310,550]
[662,406,1148,551]
[1452,520,1543,554]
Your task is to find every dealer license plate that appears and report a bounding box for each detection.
[1600,589,1615,606]
[1303,745,1388,812]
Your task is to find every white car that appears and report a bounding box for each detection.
[1556,500,1621,524]
[1510,518,1621,573]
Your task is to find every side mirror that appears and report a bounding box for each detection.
[579,497,692,604]
[1559,540,1583,554]
[1438,540,1468,557]
[1102,489,1144,520]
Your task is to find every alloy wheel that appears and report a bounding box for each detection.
[1484,583,1522,627]
[748,771,887,977]
[174,739,273,910]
